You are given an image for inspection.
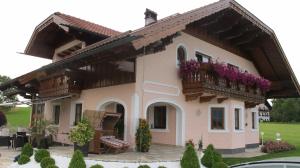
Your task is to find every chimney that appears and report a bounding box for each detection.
[144,8,157,26]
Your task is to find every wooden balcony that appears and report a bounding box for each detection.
[182,70,265,107]
[38,73,81,98]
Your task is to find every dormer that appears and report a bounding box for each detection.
[24,12,120,60]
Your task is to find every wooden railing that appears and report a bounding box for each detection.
[182,70,265,104]
[39,74,81,98]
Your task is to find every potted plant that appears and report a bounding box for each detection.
[68,118,94,156]
[30,120,57,149]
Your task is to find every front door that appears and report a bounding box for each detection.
[115,104,125,140]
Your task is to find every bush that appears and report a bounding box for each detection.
[90,164,104,168]
[47,165,59,168]
[41,157,55,168]
[158,166,167,168]
[21,143,33,157]
[212,162,228,168]
[138,165,150,168]
[135,119,152,152]
[18,154,30,165]
[35,149,50,162]
[180,144,200,168]
[261,140,296,153]
[201,144,222,168]
[68,150,86,168]
[0,111,7,127]
[69,118,94,146]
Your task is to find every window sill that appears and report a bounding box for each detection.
[251,129,259,132]
[150,129,169,132]
[234,129,245,133]
[208,129,229,133]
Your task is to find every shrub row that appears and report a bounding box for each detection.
[261,140,296,153]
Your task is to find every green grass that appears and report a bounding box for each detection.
[223,122,300,165]
[4,107,31,128]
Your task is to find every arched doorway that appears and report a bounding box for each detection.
[145,100,184,146]
[97,100,127,140]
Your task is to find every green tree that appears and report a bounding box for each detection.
[0,75,17,111]
[271,98,300,122]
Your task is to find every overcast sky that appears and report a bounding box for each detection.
[0,0,299,81]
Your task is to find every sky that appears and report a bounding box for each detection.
[0,0,299,81]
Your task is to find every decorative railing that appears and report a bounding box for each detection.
[180,60,269,105]
[39,73,81,98]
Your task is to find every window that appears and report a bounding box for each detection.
[154,106,167,129]
[195,51,211,63]
[234,108,243,131]
[53,105,60,125]
[177,46,187,65]
[227,63,239,70]
[252,112,257,129]
[74,103,82,125]
[211,107,225,130]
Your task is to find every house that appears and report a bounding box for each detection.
[258,102,271,122]
[0,0,299,154]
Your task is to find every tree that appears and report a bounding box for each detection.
[271,98,300,122]
[0,75,17,111]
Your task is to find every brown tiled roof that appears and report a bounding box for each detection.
[54,12,120,37]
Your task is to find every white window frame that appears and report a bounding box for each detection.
[195,50,211,63]
[208,104,228,133]
[70,100,84,127]
[233,105,245,132]
[176,44,188,68]
[148,104,169,132]
[251,111,259,131]
[51,103,61,126]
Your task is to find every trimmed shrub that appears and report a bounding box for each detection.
[135,119,152,152]
[68,150,86,168]
[138,165,150,168]
[41,157,55,168]
[158,166,167,168]
[35,149,50,162]
[212,162,228,168]
[201,144,222,168]
[21,143,33,157]
[47,165,59,168]
[90,164,104,168]
[0,111,7,127]
[180,144,200,168]
[261,140,296,153]
[18,154,30,165]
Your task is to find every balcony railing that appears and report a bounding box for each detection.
[182,70,265,106]
[38,74,81,98]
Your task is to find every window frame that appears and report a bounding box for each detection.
[208,105,228,132]
[74,103,83,126]
[195,51,211,63]
[233,106,244,132]
[52,104,61,125]
[251,111,258,131]
[176,44,188,67]
[148,105,169,132]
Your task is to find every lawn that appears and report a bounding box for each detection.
[4,106,31,128]
[223,122,300,165]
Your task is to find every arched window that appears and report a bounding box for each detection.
[177,46,187,65]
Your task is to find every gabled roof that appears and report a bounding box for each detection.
[24,12,120,59]
[54,12,120,37]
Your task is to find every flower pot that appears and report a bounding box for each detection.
[74,143,89,157]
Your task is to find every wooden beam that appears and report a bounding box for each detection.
[217,97,228,103]
[230,30,263,46]
[245,101,259,109]
[199,95,216,103]
[219,22,257,40]
[185,93,203,101]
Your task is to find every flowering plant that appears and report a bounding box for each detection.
[179,59,200,77]
[179,60,272,92]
